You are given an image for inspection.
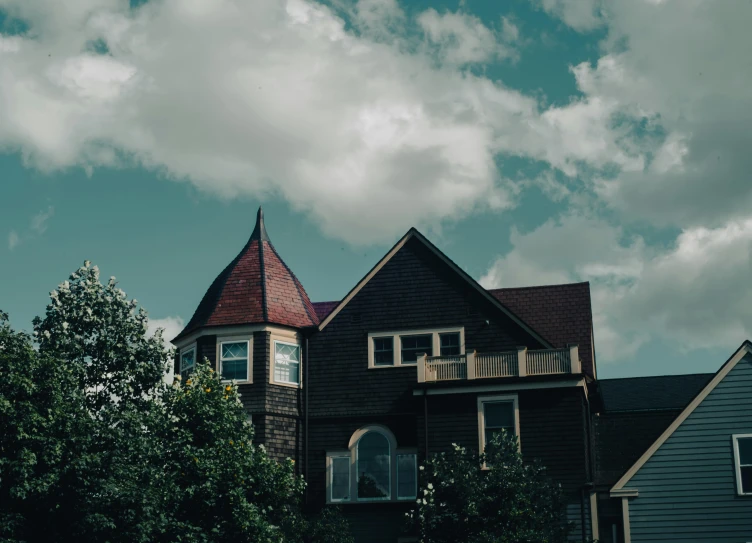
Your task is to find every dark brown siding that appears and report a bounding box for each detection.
[308,237,545,418]
[420,387,589,494]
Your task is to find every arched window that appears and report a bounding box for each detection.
[326,425,417,504]
[356,431,391,500]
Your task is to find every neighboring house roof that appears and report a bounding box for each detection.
[489,283,595,379]
[315,228,554,352]
[173,208,318,342]
[598,373,714,412]
[593,373,713,488]
[611,340,752,495]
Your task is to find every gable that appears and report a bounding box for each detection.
[612,341,752,493]
[318,229,552,350]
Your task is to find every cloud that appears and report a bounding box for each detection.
[0,0,644,245]
[8,230,20,250]
[417,8,516,65]
[30,205,54,234]
[146,315,184,346]
[533,0,603,31]
[543,1,752,231]
[480,214,752,364]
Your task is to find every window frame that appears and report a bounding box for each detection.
[327,454,352,503]
[179,343,197,380]
[732,434,752,496]
[325,425,417,504]
[477,394,520,456]
[217,336,252,384]
[367,327,465,369]
[439,331,461,356]
[271,339,302,388]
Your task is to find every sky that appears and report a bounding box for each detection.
[2,0,751,379]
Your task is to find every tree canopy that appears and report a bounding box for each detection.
[409,432,572,543]
[0,262,352,543]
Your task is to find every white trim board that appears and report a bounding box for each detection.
[611,340,752,494]
[413,378,586,396]
[317,228,553,351]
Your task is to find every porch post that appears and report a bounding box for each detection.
[569,344,581,374]
[466,351,476,380]
[517,346,527,377]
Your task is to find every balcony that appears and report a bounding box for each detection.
[416,345,581,383]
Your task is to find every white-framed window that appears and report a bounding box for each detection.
[328,454,351,502]
[397,453,418,500]
[326,425,417,504]
[179,344,196,380]
[732,434,752,496]
[218,338,251,383]
[367,327,465,368]
[477,394,520,454]
[273,340,301,386]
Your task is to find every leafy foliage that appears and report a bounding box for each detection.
[409,432,571,543]
[0,264,352,543]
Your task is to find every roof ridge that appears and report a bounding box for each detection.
[487,281,590,291]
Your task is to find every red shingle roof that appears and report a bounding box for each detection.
[488,282,594,378]
[174,208,318,341]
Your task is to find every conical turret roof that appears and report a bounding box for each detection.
[174,207,319,341]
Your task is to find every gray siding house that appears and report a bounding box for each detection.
[610,341,752,543]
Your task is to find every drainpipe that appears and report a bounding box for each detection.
[305,334,309,506]
[423,390,429,458]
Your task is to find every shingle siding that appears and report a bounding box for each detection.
[627,352,752,542]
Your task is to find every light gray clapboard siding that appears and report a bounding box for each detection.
[628,352,752,542]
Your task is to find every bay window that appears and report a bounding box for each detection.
[219,339,250,382]
[273,340,301,386]
[179,345,196,380]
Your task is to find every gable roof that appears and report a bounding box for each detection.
[611,340,752,494]
[173,208,318,342]
[317,228,554,350]
[598,373,714,412]
[489,283,595,378]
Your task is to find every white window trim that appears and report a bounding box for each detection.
[271,338,302,388]
[477,394,521,457]
[732,433,752,496]
[367,327,465,369]
[396,453,418,501]
[327,453,352,503]
[325,425,417,504]
[216,336,252,384]
[179,343,197,379]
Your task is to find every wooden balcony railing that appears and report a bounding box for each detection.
[417,345,580,383]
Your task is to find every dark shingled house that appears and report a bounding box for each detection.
[171,208,743,543]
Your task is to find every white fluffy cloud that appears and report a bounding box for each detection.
[8,230,19,250]
[146,315,184,346]
[480,215,752,363]
[0,0,643,244]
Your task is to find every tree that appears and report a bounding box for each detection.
[409,432,571,543]
[0,263,352,543]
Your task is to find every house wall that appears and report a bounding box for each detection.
[306,237,590,542]
[627,352,752,542]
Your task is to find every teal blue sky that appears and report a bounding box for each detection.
[2,0,751,379]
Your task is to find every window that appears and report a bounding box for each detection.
[367,328,464,369]
[440,332,461,356]
[329,455,350,502]
[273,340,300,385]
[373,337,394,366]
[400,334,433,364]
[326,425,417,504]
[219,340,250,382]
[397,454,417,500]
[478,395,519,454]
[357,432,390,500]
[733,434,752,495]
[179,346,196,380]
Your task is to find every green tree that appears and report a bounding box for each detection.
[409,432,571,543]
[0,263,352,543]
